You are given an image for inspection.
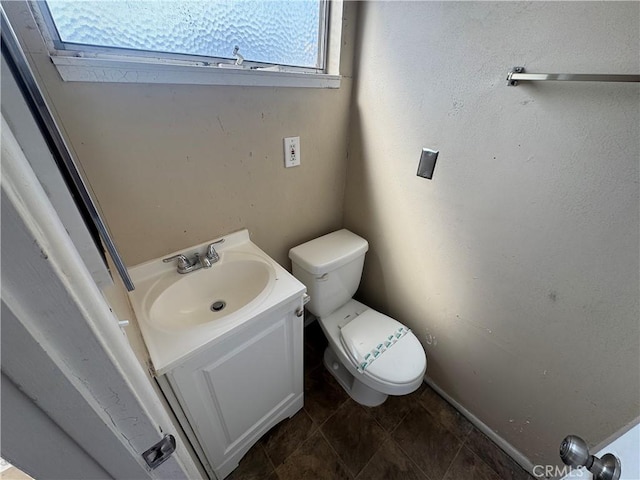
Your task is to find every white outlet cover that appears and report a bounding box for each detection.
[284,136,301,168]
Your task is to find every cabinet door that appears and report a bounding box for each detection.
[168,299,303,478]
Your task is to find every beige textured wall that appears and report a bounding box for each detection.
[345,1,639,468]
[6,1,357,268]
[7,0,640,470]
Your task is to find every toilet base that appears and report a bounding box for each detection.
[323,347,388,407]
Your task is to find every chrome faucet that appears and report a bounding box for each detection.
[163,239,225,274]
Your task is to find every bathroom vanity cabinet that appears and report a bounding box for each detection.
[128,230,306,479]
[158,295,304,479]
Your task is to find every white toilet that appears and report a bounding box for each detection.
[289,229,426,407]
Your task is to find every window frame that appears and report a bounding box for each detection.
[30,0,342,88]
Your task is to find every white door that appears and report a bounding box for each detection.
[0,112,203,479]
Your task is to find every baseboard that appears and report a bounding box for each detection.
[423,376,535,475]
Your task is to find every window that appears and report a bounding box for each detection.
[33,0,342,87]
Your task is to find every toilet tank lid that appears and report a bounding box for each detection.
[289,229,369,274]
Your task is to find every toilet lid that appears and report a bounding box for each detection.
[339,310,426,385]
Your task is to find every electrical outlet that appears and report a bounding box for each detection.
[284,136,301,168]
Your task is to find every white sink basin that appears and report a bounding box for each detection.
[146,253,276,331]
[128,229,306,374]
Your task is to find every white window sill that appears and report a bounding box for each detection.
[50,56,341,88]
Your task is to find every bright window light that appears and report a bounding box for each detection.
[43,0,325,69]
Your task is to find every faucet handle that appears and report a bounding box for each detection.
[163,254,192,270]
[205,239,224,262]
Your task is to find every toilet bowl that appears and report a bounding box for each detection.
[289,229,426,406]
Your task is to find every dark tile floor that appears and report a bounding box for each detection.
[228,321,535,480]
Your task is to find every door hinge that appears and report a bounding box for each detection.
[146,359,157,377]
[142,434,176,469]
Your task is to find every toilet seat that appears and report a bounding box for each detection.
[340,309,425,384]
[318,299,426,395]
[340,310,425,385]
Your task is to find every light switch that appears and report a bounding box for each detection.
[417,148,438,179]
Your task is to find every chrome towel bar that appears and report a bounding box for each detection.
[507,66,640,86]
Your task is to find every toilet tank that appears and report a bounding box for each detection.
[289,229,369,318]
